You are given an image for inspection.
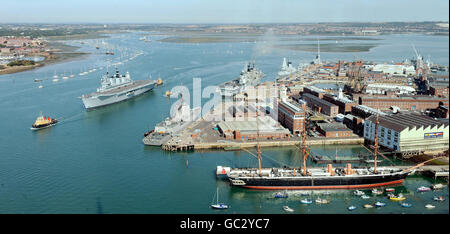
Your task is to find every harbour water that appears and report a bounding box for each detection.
[0,32,448,214]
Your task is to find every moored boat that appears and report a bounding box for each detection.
[300,198,312,204]
[433,196,445,202]
[348,206,357,211]
[432,184,444,190]
[274,191,288,198]
[283,206,294,212]
[401,202,412,208]
[354,190,365,196]
[389,194,406,201]
[417,186,431,192]
[371,188,383,195]
[374,202,386,207]
[363,204,373,208]
[425,204,435,209]
[385,188,395,192]
[210,188,229,210]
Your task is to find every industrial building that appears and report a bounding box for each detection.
[278,99,306,135]
[364,113,449,156]
[317,122,354,138]
[359,95,448,111]
[364,84,416,95]
[217,116,290,140]
[302,93,339,117]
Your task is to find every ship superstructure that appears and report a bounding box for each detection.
[81,68,156,109]
[218,62,264,97]
[278,58,297,77]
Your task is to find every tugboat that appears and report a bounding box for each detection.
[30,112,58,130]
[156,75,163,86]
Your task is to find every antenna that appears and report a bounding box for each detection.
[256,93,262,177]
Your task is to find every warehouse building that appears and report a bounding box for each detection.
[302,93,339,117]
[364,113,449,156]
[317,122,354,138]
[359,95,448,111]
[278,100,306,135]
[217,116,291,140]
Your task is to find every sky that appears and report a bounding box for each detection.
[0,0,448,24]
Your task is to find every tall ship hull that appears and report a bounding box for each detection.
[222,167,410,190]
[81,69,156,109]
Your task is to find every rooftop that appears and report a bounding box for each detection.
[366,113,449,132]
[317,122,352,132]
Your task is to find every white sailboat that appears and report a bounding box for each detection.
[211,188,229,209]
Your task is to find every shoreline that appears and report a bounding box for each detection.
[0,32,111,76]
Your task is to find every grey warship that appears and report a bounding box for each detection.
[81,68,156,109]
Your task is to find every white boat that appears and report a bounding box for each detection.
[363,204,373,209]
[371,189,383,195]
[52,78,59,82]
[315,198,329,204]
[425,204,435,209]
[38,85,43,89]
[417,186,431,192]
[432,184,445,190]
[348,206,356,211]
[354,190,365,196]
[283,206,294,212]
[361,195,370,199]
[433,196,445,202]
[211,188,229,210]
[374,202,386,207]
[300,199,312,204]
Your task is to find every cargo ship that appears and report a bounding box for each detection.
[217,114,416,190]
[30,112,58,130]
[81,68,156,109]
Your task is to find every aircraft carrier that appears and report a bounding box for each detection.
[81,69,156,109]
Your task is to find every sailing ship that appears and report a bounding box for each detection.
[211,188,228,209]
[218,114,416,190]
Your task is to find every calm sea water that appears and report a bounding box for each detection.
[0,32,448,214]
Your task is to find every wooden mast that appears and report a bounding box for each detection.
[256,92,262,177]
[373,114,379,174]
[302,113,309,176]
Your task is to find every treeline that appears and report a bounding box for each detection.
[7,60,36,66]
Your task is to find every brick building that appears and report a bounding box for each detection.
[302,93,339,117]
[317,122,354,138]
[359,95,449,111]
[278,100,306,135]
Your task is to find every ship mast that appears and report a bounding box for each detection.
[256,94,262,177]
[373,114,379,174]
[302,113,309,176]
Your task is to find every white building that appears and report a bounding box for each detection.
[365,84,416,95]
[371,64,416,75]
[364,113,449,154]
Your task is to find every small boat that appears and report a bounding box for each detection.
[157,75,163,85]
[432,184,445,190]
[361,195,370,199]
[300,199,312,204]
[425,204,435,209]
[274,191,288,198]
[433,196,445,202]
[52,78,59,82]
[300,191,311,196]
[348,206,357,211]
[34,79,42,82]
[363,204,373,209]
[401,203,412,208]
[389,194,406,201]
[417,186,431,192]
[283,206,294,212]
[211,188,229,210]
[38,85,43,89]
[374,202,386,207]
[354,190,365,196]
[30,112,58,130]
[315,198,329,204]
[371,189,383,195]
[165,90,172,97]
[385,188,395,192]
